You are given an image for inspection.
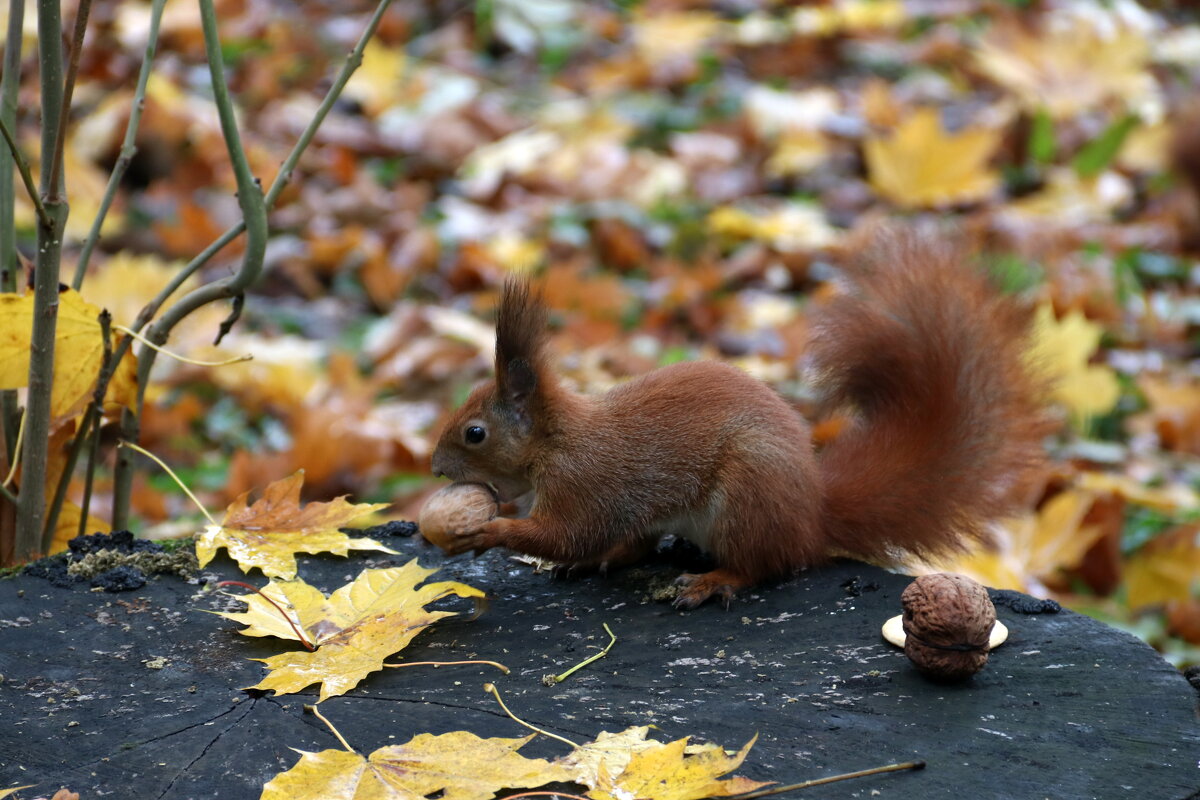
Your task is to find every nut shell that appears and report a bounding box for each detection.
[901,573,996,682]
[418,483,498,551]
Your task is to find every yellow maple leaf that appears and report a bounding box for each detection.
[863,108,1001,209]
[195,471,395,580]
[0,289,137,419]
[262,732,574,800]
[218,562,484,701]
[1027,304,1120,421]
[1126,526,1200,610]
[588,735,768,800]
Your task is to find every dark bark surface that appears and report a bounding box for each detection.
[1,535,1197,799]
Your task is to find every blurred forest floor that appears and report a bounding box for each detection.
[5,0,1200,664]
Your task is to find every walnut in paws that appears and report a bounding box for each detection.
[418,483,498,552]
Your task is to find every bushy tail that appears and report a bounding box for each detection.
[808,231,1051,564]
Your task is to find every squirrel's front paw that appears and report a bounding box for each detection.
[442,518,508,556]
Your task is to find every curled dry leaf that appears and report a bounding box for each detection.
[218,562,485,701]
[196,471,394,580]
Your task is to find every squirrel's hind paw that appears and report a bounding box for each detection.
[673,569,754,610]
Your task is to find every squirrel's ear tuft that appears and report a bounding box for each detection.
[495,279,548,416]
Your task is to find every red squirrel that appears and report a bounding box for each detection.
[430,231,1049,608]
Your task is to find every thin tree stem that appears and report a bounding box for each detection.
[15,0,67,560]
[42,312,113,550]
[72,0,169,289]
[0,0,24,285]
[1,0,27,535]
[46,0,94,203]
[77,404,103,538]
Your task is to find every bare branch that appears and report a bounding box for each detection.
[0,117,50,230]
[73,0,169,289]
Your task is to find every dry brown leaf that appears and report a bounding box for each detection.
[218,562,484,701]
[261,732,573,799]
[195,471,394,579]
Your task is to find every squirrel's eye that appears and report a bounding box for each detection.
[464,425,487,445]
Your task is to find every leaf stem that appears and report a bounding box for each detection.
[2,410,25,488]
[117,440,216,526]
[113,324,252,367]
[217,580,314,650]
[483,683,578,749]
[546,623,615,685]
[725,760,926,799]
[305,705,356,752]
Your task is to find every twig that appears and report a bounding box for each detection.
[46,0,95,203]
[724,760,926,799]
[0,479,16,506]
[483,683,579,749]
[544,623,615,685]
[0,117,50,229]
[73,0,169,289]
[77,404,104,538]
[117,440,216,526]
[118,0,398,336]
[305,705,356,752]
[217,580,315,650]
[383,659,510,673]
